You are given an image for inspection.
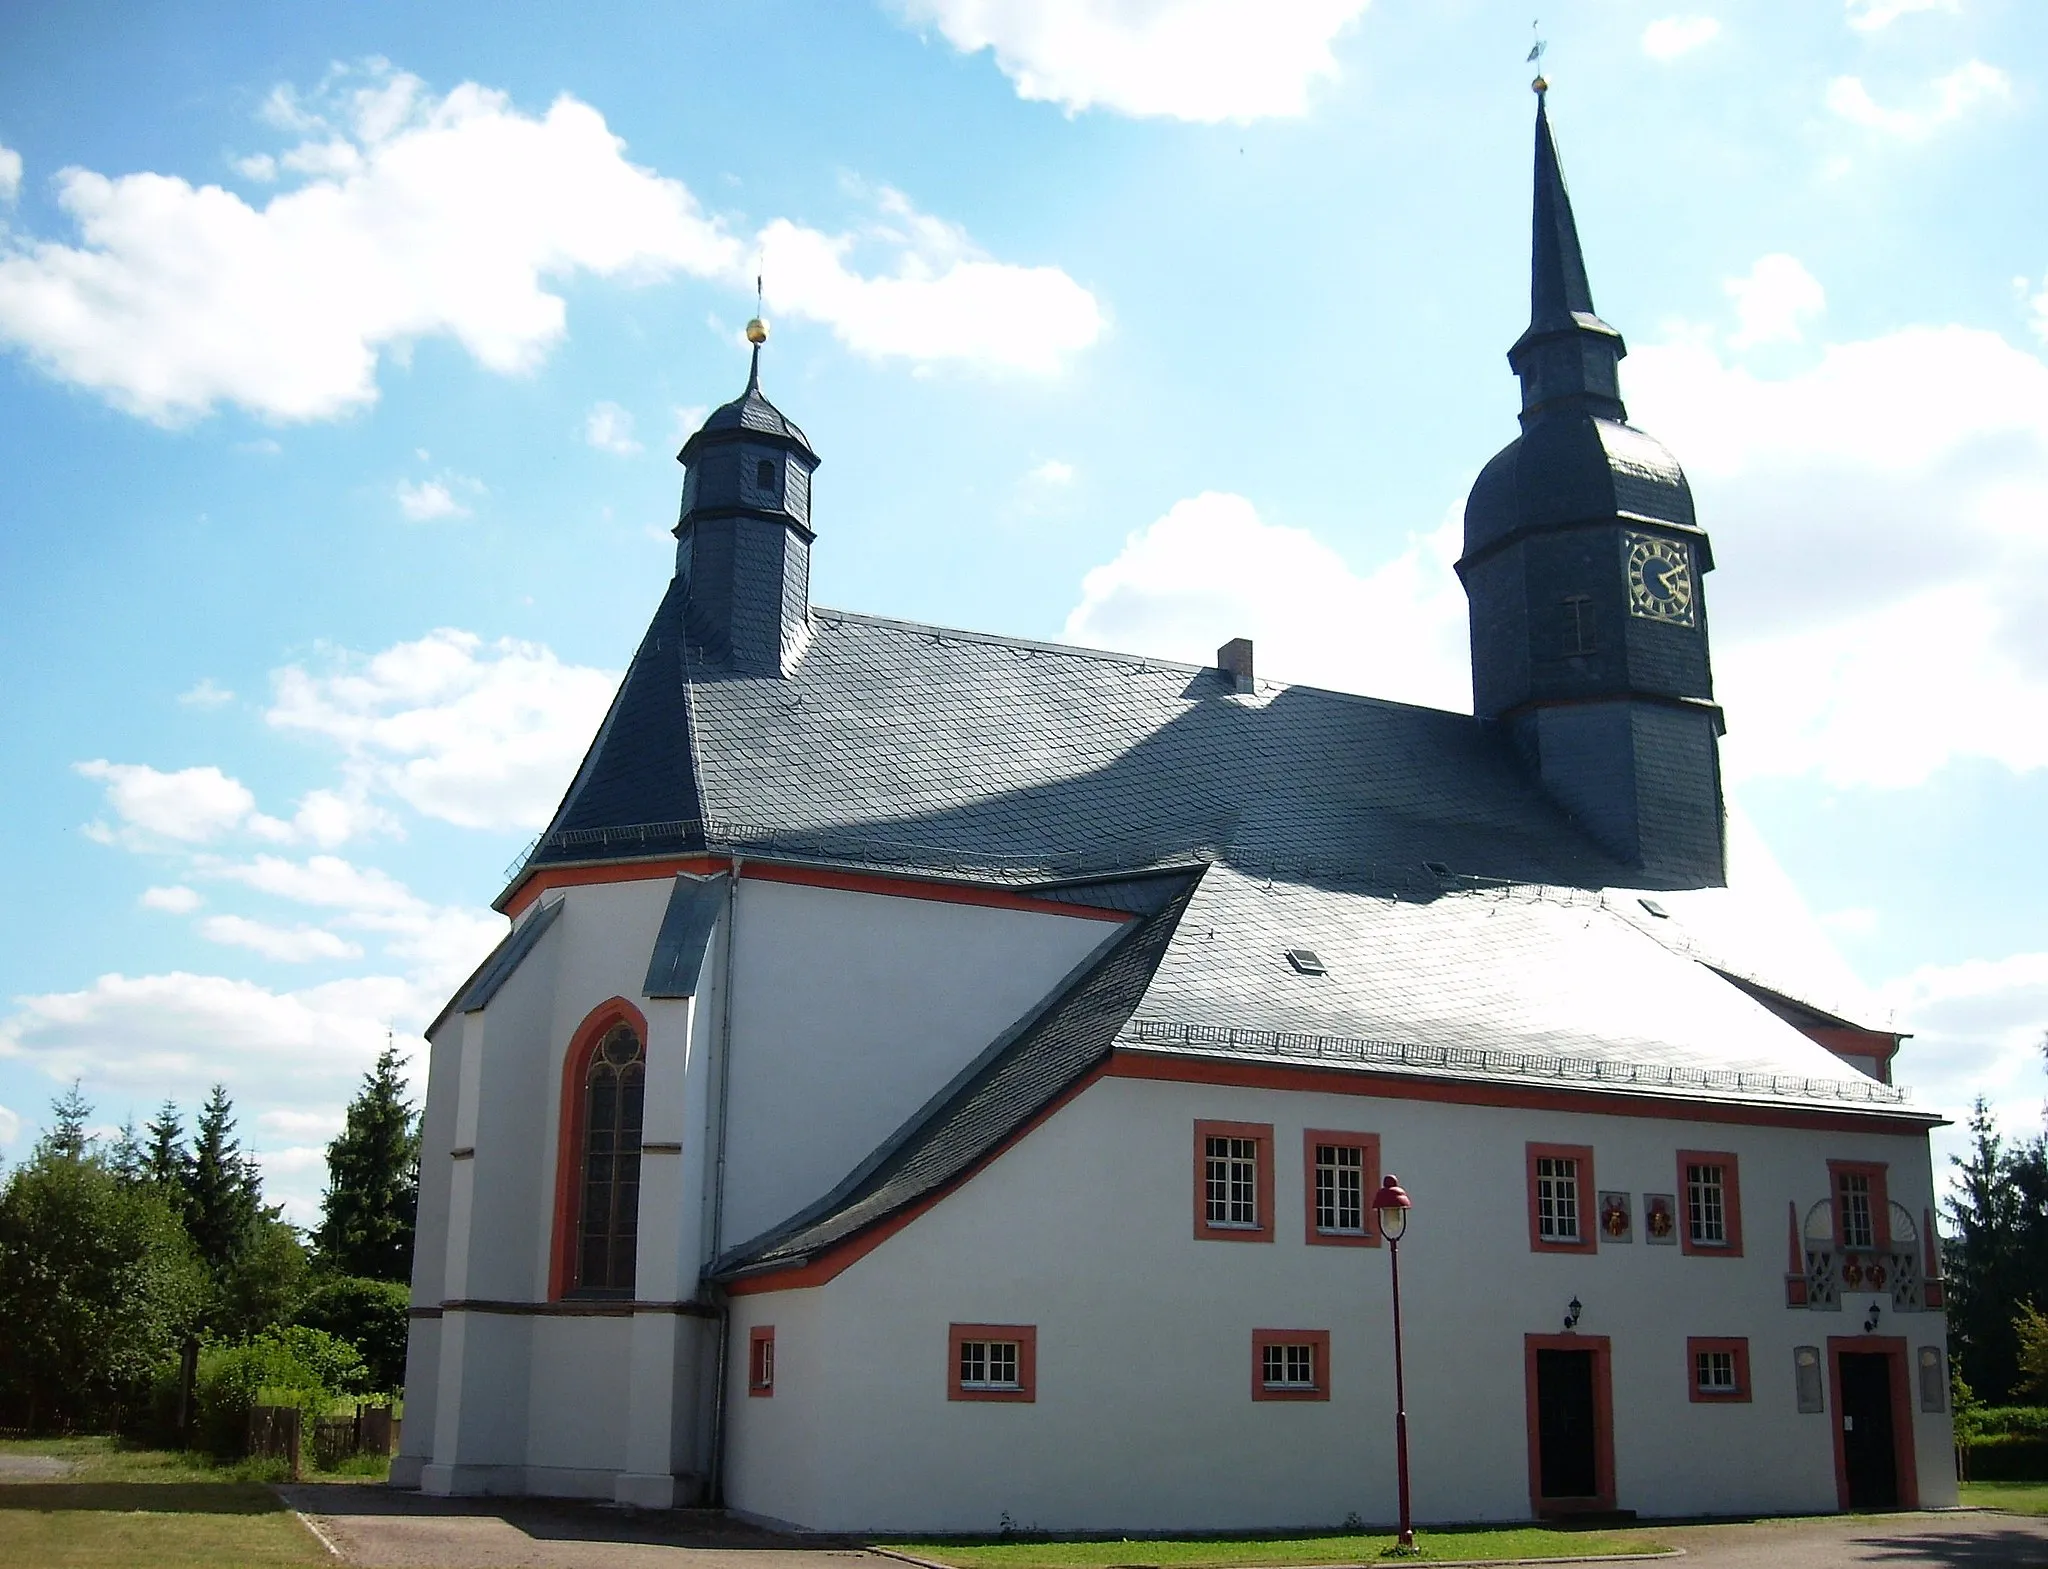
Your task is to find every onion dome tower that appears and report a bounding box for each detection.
[672,315,821,676]
[1456,86,1726,888]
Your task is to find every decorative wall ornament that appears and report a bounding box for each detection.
[1599,1191,1632,1242]
[1644,1193,1676,1245]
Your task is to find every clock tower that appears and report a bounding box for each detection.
[1457,89,1727,888]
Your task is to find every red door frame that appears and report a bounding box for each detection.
[1524,1333,1616,1516]
[1826,1335,1918,1511]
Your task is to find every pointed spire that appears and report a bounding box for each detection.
[745,341,763,396]
[1507,88,1626,425]
[1530,93,1598,333]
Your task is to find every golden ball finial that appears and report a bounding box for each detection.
[746,316,769,345]
[1531,73,1548,94]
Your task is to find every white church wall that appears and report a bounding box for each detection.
[717,878,1123,1250]
[396,1017,467,1482]
[722,1069,1952,1533]
[524,1314,635,1483]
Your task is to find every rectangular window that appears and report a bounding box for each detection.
[1251,1329,1331,1402]
[1829,1160,1890,1251]
[1838,1172,1874,1248]
[947,1323,1036,1403]
[1527,1144,1596,1254]
[1304,1130,1381,1247]
[747,1325,775,1396]
[1686,1337,1751,1403]
[1562,594,1596,656]
[1677,1150,1744,1257]
[1193,1121,1274,1242]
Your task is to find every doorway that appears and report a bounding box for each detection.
[1828,1336,1917,1511]
[1524,1334,1614,1514]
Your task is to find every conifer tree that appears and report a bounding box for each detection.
[143,1101,188,1193]
[107,1119,147,1184]
[183,1084,260,1279]
[314,1044,420,1282]
[36,1083,93,1162]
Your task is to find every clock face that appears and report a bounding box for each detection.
[1623,531,1696,626]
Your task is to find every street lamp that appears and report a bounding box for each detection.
[1373,1174,1416,1553]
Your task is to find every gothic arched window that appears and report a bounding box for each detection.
[576,1023,644,1294]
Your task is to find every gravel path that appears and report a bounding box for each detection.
[1651,1510,2048,1567]
[0,1454,72,1480]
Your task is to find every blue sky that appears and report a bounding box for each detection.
[2,0,2044,1220]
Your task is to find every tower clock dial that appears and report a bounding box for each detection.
[1623,531,1696,626]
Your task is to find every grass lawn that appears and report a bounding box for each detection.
[0,1435,383,1567]
[1961,1480,2048,1515]
[890,1525,1674,1567]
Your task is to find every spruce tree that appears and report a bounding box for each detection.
[36,1083,93,1162]
[107,1119,147,1184]
[183,1084,260,1279]
[143,1101,189,1196]
[314,1044,421,1282]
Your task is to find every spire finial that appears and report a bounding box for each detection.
[1527,22,1549,93]
[745,273,768,346]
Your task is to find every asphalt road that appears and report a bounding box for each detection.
[1655,1511,2048,1566]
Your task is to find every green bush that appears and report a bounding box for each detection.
[191,1325,369,1457]
[1964,1433,2048,1481]
[1970,1406,2048,1438]
[292,1275,410,1392]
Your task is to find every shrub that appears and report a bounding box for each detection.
[292,1276,411,1392]
[191,1325,369,1457]
[1964,1433,2048,1481]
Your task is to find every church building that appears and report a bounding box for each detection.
[394,94,1957,1530]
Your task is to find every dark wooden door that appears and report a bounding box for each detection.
[1840,1352,1899,1510]
[1536,1349,1599,1500]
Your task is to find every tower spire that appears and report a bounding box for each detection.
[1508,89,1625,424]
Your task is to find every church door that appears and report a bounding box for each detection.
[1839,1353,1900,1509]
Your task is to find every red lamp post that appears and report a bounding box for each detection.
[1373,1174,1415,1552]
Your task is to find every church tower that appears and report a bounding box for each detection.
[1457,88,1727,888]
[673,322,821,676]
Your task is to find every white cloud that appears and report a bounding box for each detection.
[200,914,363,962]
[77,760,257,844]
[758,184,1103,375]
[1821,907,1881,938]
[395,473,481,521]
[1884,950,2048,1182]
[1062,491,1470,711]
[261,1107,342,1141]
[177,677,236,709]
[233,153,278,183]
[140,885,203,914]
[1825,61,2009,139]
[265,628,618,831]
[584,400,642,455]
[0,1103,18,1149]
[0,145,21,205]
[670,404,709,448]
[1028,457,1076,486]
[1724,253,1826,348]
[1846,0,1959,31]
[897,0,1370,123]
[207,852,423,915]
[1642,16,1722,60]
[0,63,1102,424]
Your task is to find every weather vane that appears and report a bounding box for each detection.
[1528,21,1548,94]
[747,271,768,346]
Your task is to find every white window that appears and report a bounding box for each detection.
[1686,1162,1728,1246]
[958,1339,1021,1390]
[1206,1136,1260,1228]
[1696,1350,1737,1394]
[1262,1342,1317,1390]
[1537,1156,1581,1242]
[1315,1144,1365,1233]
[1838,1171,1875,1249]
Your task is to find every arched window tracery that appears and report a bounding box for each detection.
[575,1022,644,1295]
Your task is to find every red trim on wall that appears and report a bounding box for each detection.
[1193,1119,1276,1243]
[1526,1143,1598,1255]
[748,1325,775,1396]
[1302,1129,1381,1248]
[1786,1200,1809,1307]
[1923,1208,1941,1282]
[1104,1051,1938,1135]
[1251,1328,1332,1402]
[1524,1333,1616,1515]
[505,854,1128,923]
[548,996,650,1301]
[1828,1161,1891,1251]
[723,1063,1112,1296]
[1806,1025,1900,1083]
[1686,1336,1752,1403]
[1826,1335,1919,1510]
[1676,1149,1745,1258]
[948,1323,1037,1403]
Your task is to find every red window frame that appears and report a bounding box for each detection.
[1303,1129,1381,1248]
[1193,1119,1275,1243]
[1526,1142,1598,1255]
[548,996,651,1301]
[748,1326,776,1397]
[1677,1150,1745,1258]
[948,1323,1037,1403]
[1686,1336,1751,1403]
[1251,1328,1332,1402]
[1829,1161,1890,1251]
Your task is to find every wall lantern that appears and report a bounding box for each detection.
[1563,1297,1583,1332]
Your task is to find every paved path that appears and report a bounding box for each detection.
[1650,1510,2048,1567]
[0,1454,71,1480]
[278,1483,880,1569]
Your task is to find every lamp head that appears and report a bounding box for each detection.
[1374,1174,1413,1243]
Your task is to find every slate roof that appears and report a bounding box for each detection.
[679,347,815,460]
